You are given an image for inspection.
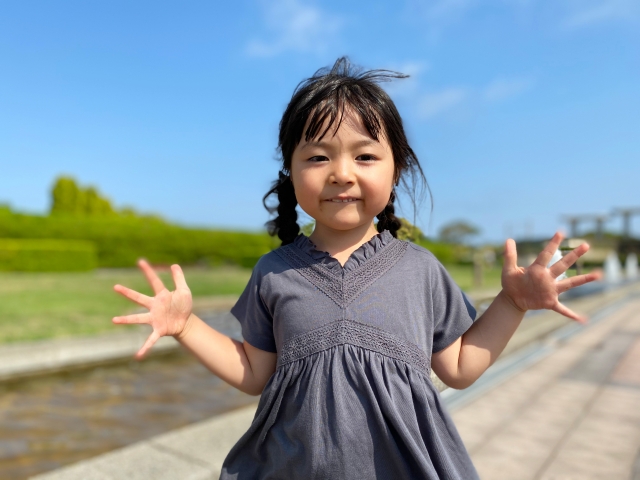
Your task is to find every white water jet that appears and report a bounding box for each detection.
[626,253,638,281]
[547,249,567,281]
[604,251,623,284]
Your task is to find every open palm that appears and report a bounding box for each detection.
[501,232,601,323]
[112,260,192,359]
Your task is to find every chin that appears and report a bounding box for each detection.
[325,221,369,232]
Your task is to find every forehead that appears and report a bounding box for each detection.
[298,107,388,149]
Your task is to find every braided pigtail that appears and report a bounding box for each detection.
[376,190,402,238]
[263,171,300,246]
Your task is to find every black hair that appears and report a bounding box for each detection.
[263,56,429,245]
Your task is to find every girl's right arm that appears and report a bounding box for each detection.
[112,260,277,396]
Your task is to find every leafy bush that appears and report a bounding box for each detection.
[415,239,458,264]
[0,212,277,269]
[0,239,98,271]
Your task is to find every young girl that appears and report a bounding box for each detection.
[112,57,599,479]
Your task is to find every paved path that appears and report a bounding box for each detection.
[453,294,640,479]
[32,285,640,479]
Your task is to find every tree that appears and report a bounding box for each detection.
[438,220,480,245]
[85,187,114,215]
[300,221,315,236]
[397,218,426,242]
[50,176,114,216]
[51,177,82,214]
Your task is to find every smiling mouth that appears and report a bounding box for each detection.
[327,198,359,203]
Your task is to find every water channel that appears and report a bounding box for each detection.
[0,313,256,480]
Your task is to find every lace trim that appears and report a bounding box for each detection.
[274,239,408,308]
[275,246,343,304]
[343,240,408,305]
[277,319,430,374]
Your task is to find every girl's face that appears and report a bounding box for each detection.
[290,110,396,234]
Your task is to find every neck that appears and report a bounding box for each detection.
[308,223,381,259]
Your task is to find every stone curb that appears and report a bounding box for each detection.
[0,311,240,382]
[0,330,179,382]
[30,404,259,480]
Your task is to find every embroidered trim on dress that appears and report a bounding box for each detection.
[277,319,430,374]
[343,240,408,305]
[274,238,408,308]
[274,246,343,305]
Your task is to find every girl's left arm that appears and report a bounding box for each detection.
[431,232,601,389]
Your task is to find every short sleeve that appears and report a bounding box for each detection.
[431,262,477,353]
[230,263,277,353]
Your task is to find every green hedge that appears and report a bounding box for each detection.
[415,239,458,264]
[0,210,463,270]
[0,212,278,268]
[0,239,98,271]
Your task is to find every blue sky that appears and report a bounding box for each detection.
[1,0,638,242]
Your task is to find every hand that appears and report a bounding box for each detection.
[112,260,193,359]
[501,232,602,323]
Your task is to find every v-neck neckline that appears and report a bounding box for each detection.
[291,230,395,274]
[276,231,408,307]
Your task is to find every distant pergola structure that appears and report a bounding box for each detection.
[612,208,640,238]
[562,207,640,239]
[561,214,609,239]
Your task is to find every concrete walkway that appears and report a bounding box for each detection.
[31,284,640,479]
[452,294,640,480]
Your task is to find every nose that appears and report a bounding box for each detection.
[329,156,355,185]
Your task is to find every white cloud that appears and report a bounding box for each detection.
[395,61,430,78]
[405,0,638,34]
[246,0,344,58]
[563,0,639,29]
[483,77,535,102]
[409,76,534,120]
[425,0,476,21]
[384,61,430,98]
[418,88,469,119]
[403,0,477,38]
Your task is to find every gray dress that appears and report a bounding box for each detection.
[220,230,479,479]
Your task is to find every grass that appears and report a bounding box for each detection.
[444,264,503,293]
[0,264,504,345]
[0,267,251,344]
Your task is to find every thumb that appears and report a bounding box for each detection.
[503,239,518,271]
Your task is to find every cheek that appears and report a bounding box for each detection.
[292,172,321,207]
[372,189,393,213]
[367,169,395,209]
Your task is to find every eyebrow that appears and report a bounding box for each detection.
[299,139,380,150]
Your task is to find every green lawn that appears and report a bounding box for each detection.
[0,267,251,344]
[443,264,503,292]
[0,264,504,344]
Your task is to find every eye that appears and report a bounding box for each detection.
[356,154,377,161]
[307,155,328,162]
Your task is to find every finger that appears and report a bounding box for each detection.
[113,284,153,309]
[552,302,587,324]
[138,259,165,295]
[503,239,518,271]
[534,231,564,267]
[556,271,602,293]
[135,330,161,359]
[112,313,150,325]
[549,243,590,278]
[171,264,189,291]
